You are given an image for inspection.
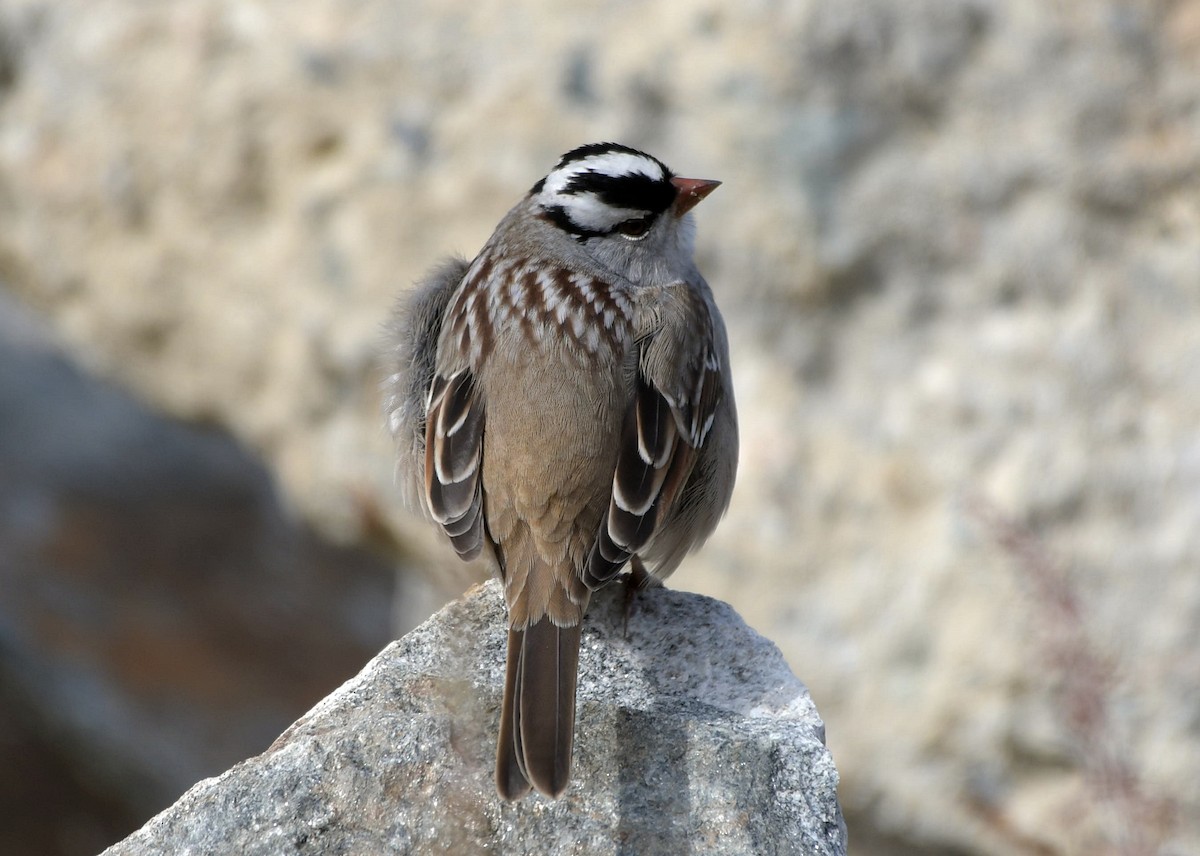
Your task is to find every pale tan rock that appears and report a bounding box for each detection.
[2,0,1197,852]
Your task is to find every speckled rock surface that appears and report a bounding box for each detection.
[2,1,1198,853]
[100,581,846,856]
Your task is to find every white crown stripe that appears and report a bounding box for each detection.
[557,195,645,232]
[543,152,666,196]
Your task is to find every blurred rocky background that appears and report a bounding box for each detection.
[0,291,397,853]
[0,0,1197,854]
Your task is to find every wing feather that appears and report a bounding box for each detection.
[425,370,486,561]
[583,283,725,590]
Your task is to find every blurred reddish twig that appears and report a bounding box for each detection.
[966,494,1175,856]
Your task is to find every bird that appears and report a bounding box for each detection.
[385,142,738,800]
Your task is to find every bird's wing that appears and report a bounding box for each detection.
[423,367,487,560]
[584,280,725,588]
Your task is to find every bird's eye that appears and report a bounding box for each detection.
[616,218,652,240]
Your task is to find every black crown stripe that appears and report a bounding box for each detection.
[561,171,677,216]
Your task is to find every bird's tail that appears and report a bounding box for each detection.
[495,618,582,800]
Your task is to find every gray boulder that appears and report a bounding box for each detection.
[101,580,845,856]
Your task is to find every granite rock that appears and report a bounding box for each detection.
[101,581,846,856]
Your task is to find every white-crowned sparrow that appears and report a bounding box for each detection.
[385,142,738,800]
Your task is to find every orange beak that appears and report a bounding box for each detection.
[670,177,721,216]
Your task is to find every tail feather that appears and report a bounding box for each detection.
[495,619,582,800]
[496,628,532,800]
[520,619,581,797]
